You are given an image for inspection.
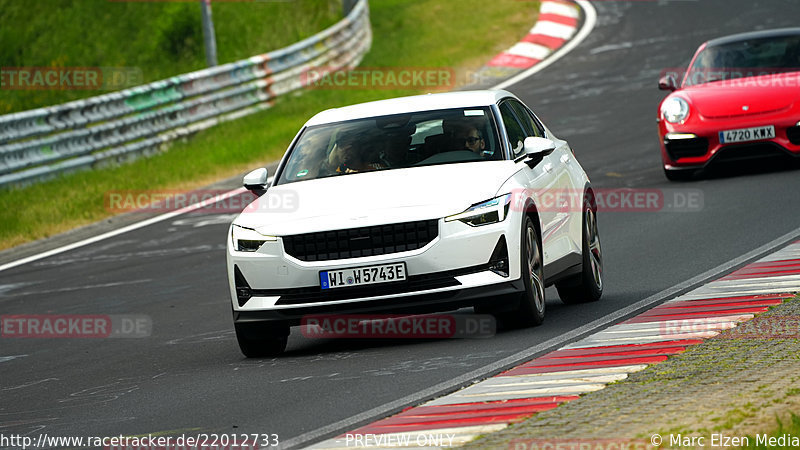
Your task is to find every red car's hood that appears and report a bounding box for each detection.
[680,72,800,118]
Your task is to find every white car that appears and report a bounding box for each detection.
[227,90,602,357]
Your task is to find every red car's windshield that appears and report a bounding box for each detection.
[684,34,800,86]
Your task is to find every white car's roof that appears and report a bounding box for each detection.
[305,90,515,126]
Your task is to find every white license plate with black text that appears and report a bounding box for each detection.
[320,263,407,290]
[719,125,775,144]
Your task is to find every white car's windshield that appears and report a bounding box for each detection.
[277,107,501,185]
[684,34,800,86]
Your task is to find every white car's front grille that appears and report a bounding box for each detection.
[282,219,439,262]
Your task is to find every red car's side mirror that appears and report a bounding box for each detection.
[658,75,678,91]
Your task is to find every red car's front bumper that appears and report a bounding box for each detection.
[658,115,800,170]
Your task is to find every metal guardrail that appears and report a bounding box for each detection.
[0,0,371,188]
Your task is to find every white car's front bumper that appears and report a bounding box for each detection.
[227,215,526,323]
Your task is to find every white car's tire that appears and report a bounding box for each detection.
[556,202,603,304]
[499,216,546,327]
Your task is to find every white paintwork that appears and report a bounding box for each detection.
[529,20,578,40]
[506,42,553,61]
[305,90,505,127]
[235,162,519,236]
[541,0,580,18]
[227,90,592,312]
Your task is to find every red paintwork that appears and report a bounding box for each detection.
[501,355,669,375]
[637,306,770,317]
[537,13,579,27]
[657,41,800,170]
[720,259,800,280]
[522,33,567,49]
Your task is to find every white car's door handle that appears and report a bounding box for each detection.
[543,163,554,173]
[560,154,570,164]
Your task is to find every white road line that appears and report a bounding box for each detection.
[633,314,754,325]
[564,332,721,349]
[455,383,607,399]
[0,187,249,273]
[754,242,800,261]
[452,384,602,397]
[481,374,628,386]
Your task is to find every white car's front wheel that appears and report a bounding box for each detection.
[501,216,546,327]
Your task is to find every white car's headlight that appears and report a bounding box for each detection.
[231,224,277,252]
[661,97,690,124]
[445,194,512,227]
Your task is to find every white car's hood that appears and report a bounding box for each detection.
[234,161,520,236]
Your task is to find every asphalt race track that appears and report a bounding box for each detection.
[3,0,800,447]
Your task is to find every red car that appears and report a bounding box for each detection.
[657,28,800,180]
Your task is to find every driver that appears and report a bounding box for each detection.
[451,123,486,155]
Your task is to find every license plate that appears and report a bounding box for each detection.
[719,125,775,144]
[320,263,407,290]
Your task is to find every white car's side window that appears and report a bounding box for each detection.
[499,102,527,157]
[509,100,545,138]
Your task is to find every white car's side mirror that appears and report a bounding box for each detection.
[523,137,556,167]
[243,168,268,196]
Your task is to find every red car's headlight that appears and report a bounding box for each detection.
[661,97,690,124]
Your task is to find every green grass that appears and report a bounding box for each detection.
[0,0,541,249]
[741,414,800,449]
[0,0,342,114]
